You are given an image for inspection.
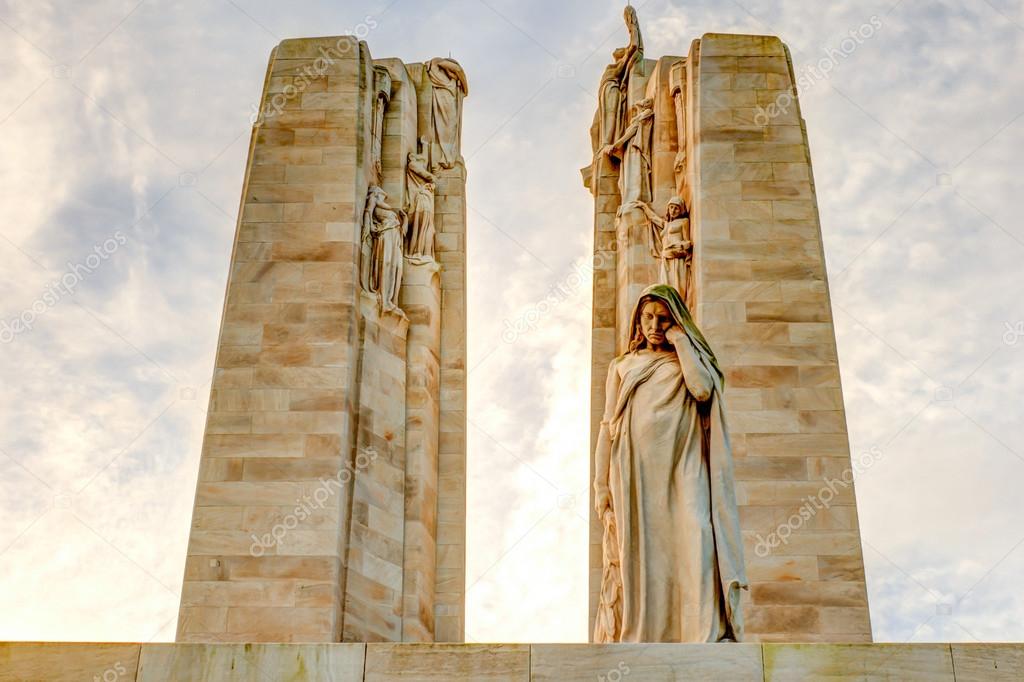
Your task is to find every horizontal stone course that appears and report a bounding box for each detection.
[6,642,1024,680]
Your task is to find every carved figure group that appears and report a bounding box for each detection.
[628,196,693,302]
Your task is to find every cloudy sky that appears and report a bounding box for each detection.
[1,0,1022,645]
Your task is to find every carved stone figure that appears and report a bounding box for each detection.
[593,284,747,643]
[631,197,693,302]
[602,98,654,208]
[669,61,688,198]
[586,6,643,191]
[361,185,407,312]
[371,66,392,183]
[425,57,469,171]
[405,143,436,262]
[623,4,644,69]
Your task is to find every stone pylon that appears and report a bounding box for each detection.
[177,37,467,644]
[585,32,872,642]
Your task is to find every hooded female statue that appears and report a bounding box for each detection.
[593,284,747,643]
[405,146,436,262]
[426,57,469,171]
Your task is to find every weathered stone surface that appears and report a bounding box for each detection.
[0,643,141,682]
[689,32,870,642]
[531,644,763,681]
[763,644,955,680]
[137,643,365,681]
[951,644,1024,681]
[365,643,529,681]
[9,642,1024,680]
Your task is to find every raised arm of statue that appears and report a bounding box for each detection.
[623,5,644,73]
[603,119,638,158]
[666,325,713,401]
[632,200,664,228]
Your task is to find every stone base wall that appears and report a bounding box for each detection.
[4,641,1022,681]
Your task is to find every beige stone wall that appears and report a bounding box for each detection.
[400,260,442,641]
[432,163,468,642]
[178,37,366,643]
[5,641,1023,681]
[178,37,466,643]
[342,295,410,642]
[692,33,871,641]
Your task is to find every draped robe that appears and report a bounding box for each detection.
[594,285,747,643]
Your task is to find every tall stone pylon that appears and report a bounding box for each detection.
[176,37,467,643]
[585,24,872,642]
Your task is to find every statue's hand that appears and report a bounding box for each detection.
[665,325,687,345]
[594,485,612,515]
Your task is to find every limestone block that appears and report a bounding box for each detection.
[531,643,764,681]
[951,644,1024,681]
[746,555,819,582]
[751,581,867,608]
[137,643,364,681]
[733,455,806,480]
[762,644,955,680]
[364,643,529,680]
[819,607,873,635]
[701,34,786,58]
[0,643,140,682]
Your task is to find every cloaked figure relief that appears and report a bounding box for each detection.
[370,66,392,183]
[426,57,469,171]
[629,197,693,304]
[668,61,688,198]
[360,185,407,313]
[593,284,747,644]
[601,98,654,210]
[405,141,437,262]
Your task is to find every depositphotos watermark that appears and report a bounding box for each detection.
[755,16,883,126]
[250,16,378,124]
[93,661,128,682]
[501,232,633,345]
[0,231,128,344]
[1003,321,1024,346]
[249,446,378,556]
[501,256,597,344]
[753,446,883,558]
[597,661,630,682]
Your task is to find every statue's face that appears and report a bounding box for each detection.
[640,300,673,348]
[667,203,682,219]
